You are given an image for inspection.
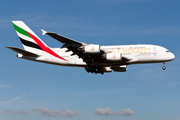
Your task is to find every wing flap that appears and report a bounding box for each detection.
[6,46,40,57]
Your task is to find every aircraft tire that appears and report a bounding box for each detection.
[162,66,166,70]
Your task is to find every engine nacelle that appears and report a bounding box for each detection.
[111,65,127,72]
[84,45,100,54]
[106,53,122,61]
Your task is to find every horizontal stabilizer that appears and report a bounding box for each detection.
[6,46,40,57]
[41,30,84,45]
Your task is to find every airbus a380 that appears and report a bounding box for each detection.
[7,21,175,74]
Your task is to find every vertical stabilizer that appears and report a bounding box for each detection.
[12,21,48,55]
[12,21,67,61]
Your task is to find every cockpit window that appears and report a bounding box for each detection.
[166,51,170,52]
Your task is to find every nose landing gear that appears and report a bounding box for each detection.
[162,62,166,70]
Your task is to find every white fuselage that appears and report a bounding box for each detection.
[18,44,175,67]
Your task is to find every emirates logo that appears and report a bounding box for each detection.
[91,46,95,51]
[113,54,116,59]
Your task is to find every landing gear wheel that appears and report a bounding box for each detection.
[85,66,104,74]
[162,62,166,70]
[101,71,104,75]
[162,66,166,70]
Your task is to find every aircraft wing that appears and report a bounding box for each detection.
[42,30,100,64]
[41,29,85,46]
[42,30,131,65]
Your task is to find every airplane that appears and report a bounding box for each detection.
[7,21,175,74]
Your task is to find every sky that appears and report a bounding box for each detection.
[1,0,180,120]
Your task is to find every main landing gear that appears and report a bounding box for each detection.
[162,62,166,70]
[85,66,104,75]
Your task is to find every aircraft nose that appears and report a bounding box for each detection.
[166,52,175,61]
[169,52,175,60]
[170,52,175,60]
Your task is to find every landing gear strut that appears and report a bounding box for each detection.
[162,62,166,70]
[85,66,104,75]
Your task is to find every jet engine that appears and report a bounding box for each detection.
[106,53,122,61]
[111,65,127,72]
[84,45,100,54]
